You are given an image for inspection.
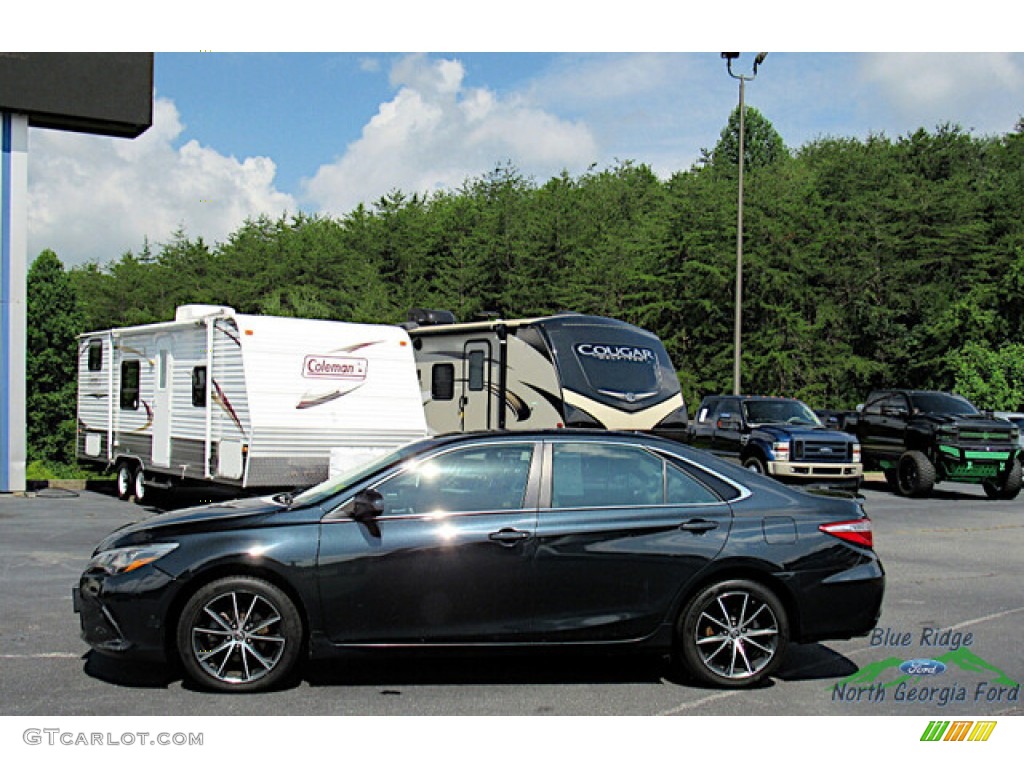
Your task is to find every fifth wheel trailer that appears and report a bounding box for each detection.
[405,310,688,439]
[76,305,428,502]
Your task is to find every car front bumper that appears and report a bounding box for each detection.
[768,461,863,484]
[73,568,178,663]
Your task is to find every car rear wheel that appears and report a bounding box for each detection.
[176,576,303,693]
[896,450,935,497]
[983,459,1022,500]
[676,579,788,688]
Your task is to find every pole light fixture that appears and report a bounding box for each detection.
[722,52,767,396]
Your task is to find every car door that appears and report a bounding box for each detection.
[528,439,733,642]
[316,440,540,644]
[688,398,719,449]
[868,392,909,461]
[711,397,744,457]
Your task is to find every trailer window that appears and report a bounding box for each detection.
[467,350,486,391]
[192,366,207,407]
[432,363,455,401]
[87,340,103,371]
[120,360,140,410]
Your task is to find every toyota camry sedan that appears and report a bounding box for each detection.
[74,430,884,692]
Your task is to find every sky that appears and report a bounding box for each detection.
[9,5,1024,267]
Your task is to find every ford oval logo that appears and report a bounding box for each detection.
[899,659,947,676]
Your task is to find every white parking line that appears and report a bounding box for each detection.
[0,652,80,659]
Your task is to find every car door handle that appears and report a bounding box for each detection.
[489,528,532,545]
[680,519,719,534]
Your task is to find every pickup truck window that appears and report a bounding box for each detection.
[909,392,979,416]
[743,399,821,426]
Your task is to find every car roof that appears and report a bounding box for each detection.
[701,394,800,403]
[427,428,679,447]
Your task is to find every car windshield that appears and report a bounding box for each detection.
[744,400,821,426]
[287,441,427,508]
[910,393,979,416]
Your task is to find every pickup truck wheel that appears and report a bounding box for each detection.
[982,460,1022,500]
[896,451,935,497]
[743,456,768,475]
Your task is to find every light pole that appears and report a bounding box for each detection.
[722,52,766,396]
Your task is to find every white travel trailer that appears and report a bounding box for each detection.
[405,310,688,439]
[77,305,428,502]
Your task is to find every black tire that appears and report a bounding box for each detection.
[115,463,133,501]
[676,579,788,689]
[896,450,935,497]
[983,460,1022,500]
[131,466,148,505]
[176,576,303,693]
[743,456,768,476]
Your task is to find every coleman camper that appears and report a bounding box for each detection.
[77,305,428,502]
[405,310,688,439]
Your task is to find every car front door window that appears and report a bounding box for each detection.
[376,444,535,515]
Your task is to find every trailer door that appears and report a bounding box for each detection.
[152,345,173,467]
[461,340,491,431]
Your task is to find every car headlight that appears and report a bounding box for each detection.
[87,543,179,575]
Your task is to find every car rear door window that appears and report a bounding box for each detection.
[550,443,665,508]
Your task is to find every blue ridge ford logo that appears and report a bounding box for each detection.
[900,658,947,676]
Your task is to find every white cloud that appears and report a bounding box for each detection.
[859,53,1024,133]
[303,54,599,212]
[27,96,296,267]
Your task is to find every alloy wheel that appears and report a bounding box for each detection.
[678,580,788,688]
[183,584,298,691]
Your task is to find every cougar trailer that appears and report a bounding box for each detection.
[76,305,427,502]
[406,311,688,439]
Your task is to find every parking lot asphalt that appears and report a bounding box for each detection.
[0,480,1021,716]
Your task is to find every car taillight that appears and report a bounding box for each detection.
[819,518,873,548]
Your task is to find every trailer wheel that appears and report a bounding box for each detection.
[132,466,148,505]
[116,463,134,501]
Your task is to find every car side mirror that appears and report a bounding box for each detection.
[717,416,742,431]
[350,489,384,522]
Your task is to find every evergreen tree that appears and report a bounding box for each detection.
[27,250,84,467]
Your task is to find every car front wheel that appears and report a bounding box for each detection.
[676,579,788,688]
[176,576,303,693]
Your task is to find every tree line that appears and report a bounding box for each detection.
[26,110,1024,474]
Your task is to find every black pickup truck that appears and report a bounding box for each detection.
[687,395,862,489]
[852,389,1021,499]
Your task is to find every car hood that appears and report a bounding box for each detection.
[915,413,1012,429]
[95,495,286,552]
[756,424,855,441]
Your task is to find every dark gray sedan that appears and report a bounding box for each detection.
[74,430,884,692]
